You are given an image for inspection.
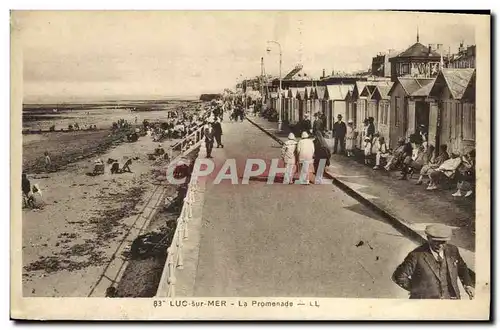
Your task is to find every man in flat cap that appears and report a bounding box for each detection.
[392,224,474,299]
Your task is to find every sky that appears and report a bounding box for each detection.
[13,11,476,102]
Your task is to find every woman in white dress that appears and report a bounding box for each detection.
[345,120,358,157]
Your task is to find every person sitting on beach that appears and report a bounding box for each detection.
[22,173,31,208]
[27,184,43,209]
[110,161,120,174]
[121,159,133,173]
[155,144,165,156]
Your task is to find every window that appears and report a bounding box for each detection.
[463,103,475,141]
[395,97,401,126]
[401,63,409,75]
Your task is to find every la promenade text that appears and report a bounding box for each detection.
[153,299,320,308]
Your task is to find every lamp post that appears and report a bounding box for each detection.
[267,40,282,131]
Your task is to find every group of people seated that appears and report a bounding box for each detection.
[22,173,43,209]
[144,117,201,142]
[365,132,475,198]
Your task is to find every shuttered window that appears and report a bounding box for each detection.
[463,103,475,141]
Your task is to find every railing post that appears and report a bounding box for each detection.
[166,247,176,297]
[176,227,184,270]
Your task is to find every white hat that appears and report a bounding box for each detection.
[287,133,296,140]
[348,119,353,124]
[301,131,309,138]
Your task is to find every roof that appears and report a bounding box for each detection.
[352,81,369,99]
[440,68,475,99]
[360,81,394,99]
[297,88,306,100]
[388,77,436,97]
[305,86,315,99]
[394,42,441,58]
[315,86,327,100]
[327,84,354,100]
[288,87,298,98]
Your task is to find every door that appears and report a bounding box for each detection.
[428,101,438,150]
[415,101,430,131]
[440,101,451,148]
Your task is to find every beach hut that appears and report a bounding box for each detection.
[326,84,354,131]
[287,88,300,124]
[387,77,435,149]
[350,81,370,147]
[314,86,329,129]
[428,68,475,154]
[281,90,288,123]
[359,81,393,136]
[296,88,307,121]
[305,86,316,119]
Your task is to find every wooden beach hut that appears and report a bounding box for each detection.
[428,68,475,154]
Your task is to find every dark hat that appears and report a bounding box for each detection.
[425,224,452,241]
[337,114,342,118]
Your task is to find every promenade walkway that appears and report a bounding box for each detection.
[189,119,454,298]
[247,115,476,272]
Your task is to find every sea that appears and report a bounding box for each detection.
[22,95,202,131]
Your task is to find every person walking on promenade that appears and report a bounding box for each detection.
[312,113,323,135]
[302,115,312,135]
[313,130,331,176]
[296,131,315,185]
[345,119,357,157]
[392,224,474,300]
[211,117,224,148]
[332,114,347,154]
[281,133,298,184]
[204,124,215,158]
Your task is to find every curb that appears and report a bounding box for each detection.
[246,116,475,279]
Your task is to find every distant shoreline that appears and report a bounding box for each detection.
[23,97,201,107]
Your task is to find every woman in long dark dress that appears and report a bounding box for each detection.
[313,131,331,176]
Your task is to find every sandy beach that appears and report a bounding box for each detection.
[22,100,200,297]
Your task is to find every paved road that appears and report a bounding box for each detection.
[193,120,426,298]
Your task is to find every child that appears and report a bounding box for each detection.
[345,120,357,157]
[363,137,372,165]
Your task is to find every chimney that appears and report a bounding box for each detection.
[428,45,432,54]
[322,69,326,78]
